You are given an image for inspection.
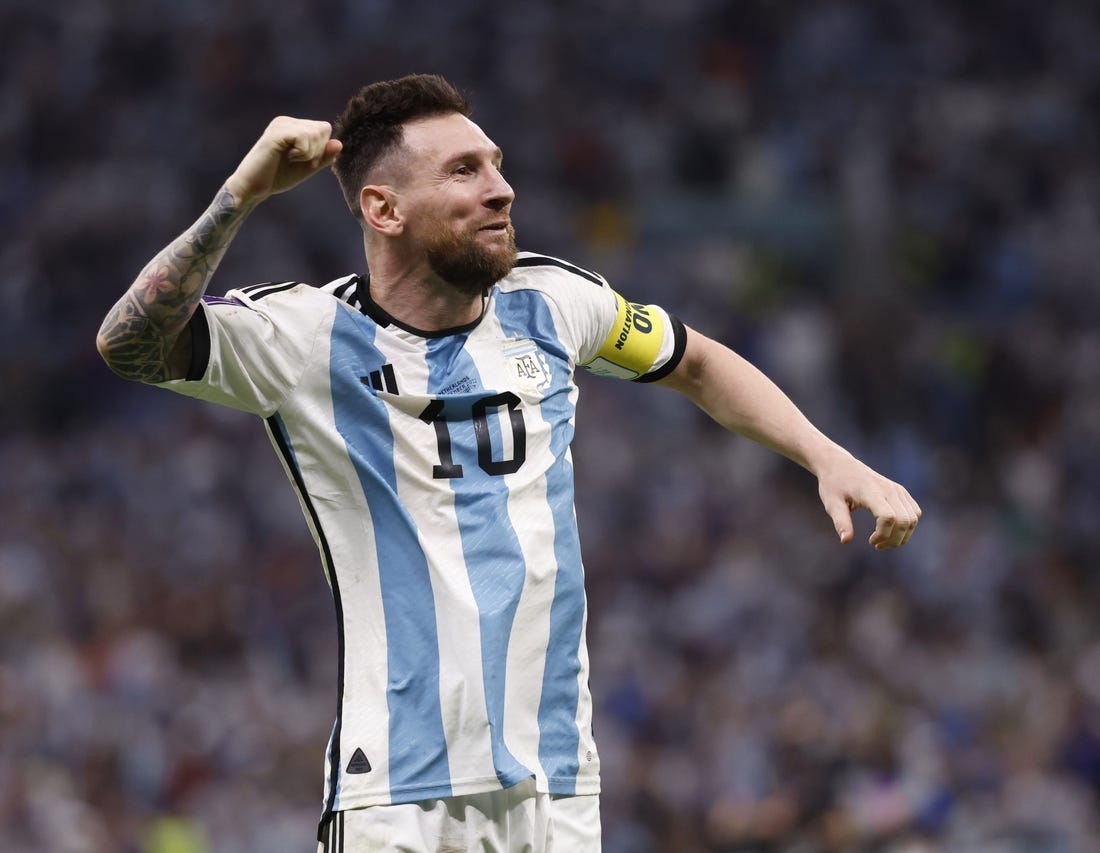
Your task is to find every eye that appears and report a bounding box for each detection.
[453,164,474,176]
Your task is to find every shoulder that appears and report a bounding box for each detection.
[198,278,359,348]
[315,274,362,307]
[218,275,359,313]
[498,252,609,294]
[234,275,357,302]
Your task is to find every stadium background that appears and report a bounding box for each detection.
[4,1,1100,850]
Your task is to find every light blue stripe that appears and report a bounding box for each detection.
[493,292,586,793]
[425,334,531,788]
[328,308,452,800]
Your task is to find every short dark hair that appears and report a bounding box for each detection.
[333,74,471,219]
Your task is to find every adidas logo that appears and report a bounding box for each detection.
[346,747,372,774]
[361,364,399,395]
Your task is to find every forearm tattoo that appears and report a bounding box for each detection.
[98,187,251,382]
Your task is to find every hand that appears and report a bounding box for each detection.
[815,448,921,549]
[224,116,343,205]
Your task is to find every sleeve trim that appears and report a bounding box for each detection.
[186,302,212,382]
[634,315,687,383]
[237,280,299,300]
[512,254,605,287]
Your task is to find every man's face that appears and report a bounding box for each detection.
[397,113,517,296]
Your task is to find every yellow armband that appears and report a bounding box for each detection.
[584,291,666,380]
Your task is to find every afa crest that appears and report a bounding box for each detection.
[503,338,551,394]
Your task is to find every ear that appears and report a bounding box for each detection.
[361,185,403,235]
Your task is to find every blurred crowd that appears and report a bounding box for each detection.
[4,0,1100,850]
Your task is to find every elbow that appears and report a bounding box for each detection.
[95,329,111,364]
[95,314,126,372]
[95,322,117,369]
[95,293,176,383]
[96,319,184,384]
[95,321,153,383]
[95,330,131,380]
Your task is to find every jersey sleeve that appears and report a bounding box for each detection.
[579,287,687,382]
[154,283,328,416]
[509,254,686,382]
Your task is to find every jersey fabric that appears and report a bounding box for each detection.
[156,251,686,822]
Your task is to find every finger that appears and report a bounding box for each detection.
[895,518,914,548]
[870,524,895,549]
[286,121,334,163]
[821,493,855,544]
[869,498,899,549]
[906,502,922,543]
[321,138,343,166]
[901,504,920,546]
[893,493,921,547]
[308,139,344,170]
[907,494,923,526]
[288,139,324,163]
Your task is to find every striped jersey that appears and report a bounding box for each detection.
[157,251,686,816]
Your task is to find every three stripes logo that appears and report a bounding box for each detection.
[360,364,399,395]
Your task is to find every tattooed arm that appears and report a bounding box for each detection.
[96,117,343,383]
[96,189,252,382]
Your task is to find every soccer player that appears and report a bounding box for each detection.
[96,74,920,852]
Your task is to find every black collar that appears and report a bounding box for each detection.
[354,274,489,339]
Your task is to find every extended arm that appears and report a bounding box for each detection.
[658,326,921,549]
[96,117,342,383]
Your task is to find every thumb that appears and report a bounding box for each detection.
[822,493,854,544]
[303,139,343,170]
[319,138,343,168]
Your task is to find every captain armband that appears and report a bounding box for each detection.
[583,291,683,381]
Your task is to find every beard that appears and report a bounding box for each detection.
[423,218,518,297]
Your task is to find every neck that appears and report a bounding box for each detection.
[365,254,485,332]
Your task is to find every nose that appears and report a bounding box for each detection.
[485,170,514,212]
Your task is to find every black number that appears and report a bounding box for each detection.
[472,392,526,476]
[630,303,653,333]
[418,393,526,479]
[419,399,464,479]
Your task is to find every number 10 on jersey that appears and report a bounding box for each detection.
[419,392,527,479]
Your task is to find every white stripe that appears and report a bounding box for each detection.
[286,323,393,803]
